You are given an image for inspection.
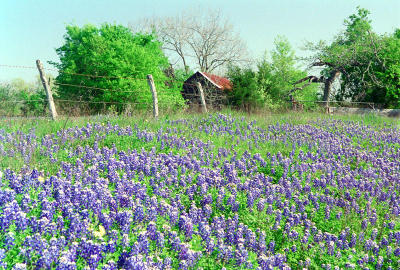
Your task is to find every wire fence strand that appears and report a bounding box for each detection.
[54,82,197,93]
[1,62,385,118]
[0,64,38,70]
[54,82,143,94]
[0,99,47,103]
[0,63,208,87]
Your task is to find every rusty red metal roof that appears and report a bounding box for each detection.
[200,72,232,91]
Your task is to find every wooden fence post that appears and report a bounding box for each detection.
[36,60,58,120]
[147,74,159,118]
[325,101,330,114]
[196,82,208,113]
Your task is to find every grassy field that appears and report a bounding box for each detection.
[0,111,399,269]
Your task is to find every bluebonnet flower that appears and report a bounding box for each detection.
[376,256,384,270]
[38,249,54,269]
[137,232,149,255]
[102,260,117,270]
[160,257,172,270]
[385,245,393,257]
[125,255,148,269]
[179,216,193,240]
[147,221,157,241]
[358,232,365,243]
[171,234,182,252]
[168,210,179,226]
[371,228,378,240]
[0,249,7,269]
[387,221,395,230]
[13,263,27,270]
[235,244,248,266]
[380,237,388,247]
[121,234,129,248]
[88,254,101,269]
[155,231,165,250]
[4,232,15,250]
[289,230,299,240]
[327,241,335,256]
[269,241,275,254]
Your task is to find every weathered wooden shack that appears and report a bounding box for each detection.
[182,71,232,109]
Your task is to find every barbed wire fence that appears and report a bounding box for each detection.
[0,61,385,120]
[0,61,221,119]
[289,100,383,114]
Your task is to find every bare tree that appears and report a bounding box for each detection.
[132,9,247,73]
[133,14,193,74]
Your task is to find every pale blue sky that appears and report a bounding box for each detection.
[0,0,399,82]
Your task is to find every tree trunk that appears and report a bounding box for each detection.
[323,70,340,112]
[182,57,189,74]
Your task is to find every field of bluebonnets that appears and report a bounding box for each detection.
[0,112,399,269]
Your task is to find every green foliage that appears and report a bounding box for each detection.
[378,30,400,107]
[339,13,400,108]
[342,7,372,44]
[226,66,265,111]
[0,78,47,116]
[307,7,400,108]
[259,37,319,107]
[51,24,185,113]
[333,7,384,103]
[228,36,319,110]
[0,83,17,116]
[160,67,193,111]
[169,68,194,89]
[16,90,48,116]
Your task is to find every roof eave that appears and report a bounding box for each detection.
[198,71,223,89]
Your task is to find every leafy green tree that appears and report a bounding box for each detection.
[51,23,185,113]
[0,83,17,116]
[0,78,48,116]
[333,8,384,104]
[16,90,47,116]
[163,66,193,94]
[227,65,265,111]
[379,30,400,107]
[298,7,400,108]
[269,36,299,99]
[227,36,318,110]
[258,37,318,107]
